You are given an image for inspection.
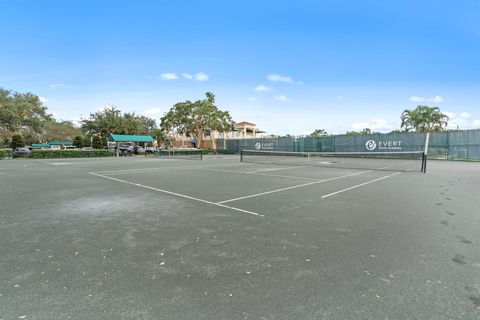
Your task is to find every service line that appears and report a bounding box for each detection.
[321,172,402,199]
[204,168,318,181]
[217,170,372,204]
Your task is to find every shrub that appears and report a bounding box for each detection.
[73,136,84,148]
[92,136,104,149]
[30,149,115,159]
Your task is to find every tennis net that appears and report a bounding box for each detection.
[240,150,427,172]
[158,149,203,160]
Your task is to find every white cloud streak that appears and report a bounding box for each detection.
[267,74,296,84]
[254,84,272,92]
[160,73,178,80]
[409,96,444,103]
[194,72,209,81]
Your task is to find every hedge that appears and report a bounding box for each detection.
[29,149,115,159]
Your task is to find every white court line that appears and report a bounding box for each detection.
[246,166,309,173]
[89,172,263,217]
[204,168,318,181]
[217,170,372,204]
[94,162,246,175]
[321,172,402,199]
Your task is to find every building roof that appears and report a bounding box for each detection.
[49,141,73,145]
[235,121,256,127]
[32,143,50,147]
[109,134,154,143]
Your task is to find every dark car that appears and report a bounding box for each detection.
[14,147,31,157]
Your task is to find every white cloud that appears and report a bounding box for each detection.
[144,107,162,117]
[194,72,209,81]
[182,73,193,79]
[160,73,178,80]
[267,74,297,84]
[352,118,394,131]
[443,111,455,119]
[254,84,272,92]
[336,96,344,100]
[49,83,65,88]
[409,95,444,103]
[273,95,291,102]
[39,96,48,103]
[247,97,256,101]
[445,111,479,129]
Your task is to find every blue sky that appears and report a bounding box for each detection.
[1,0,479,135]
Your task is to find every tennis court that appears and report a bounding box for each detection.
[1,155,479,319]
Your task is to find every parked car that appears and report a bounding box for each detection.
[145,147,157,153]
[14,147,31,157]
[63,146,76,150]
[81,147,94,151]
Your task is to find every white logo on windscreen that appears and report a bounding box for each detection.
[365,140,377,151]
[254,142,262,150]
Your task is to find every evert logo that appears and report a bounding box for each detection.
[365,140,403,151]
[365,140,377,151]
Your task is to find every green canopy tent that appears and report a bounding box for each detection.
[108,134,155,157]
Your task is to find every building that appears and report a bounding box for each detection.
[171,121,266,148]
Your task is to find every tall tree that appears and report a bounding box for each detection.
[160,92,233,148]
[0,88,52,144]
[401,105,449,132]
[81,107,158,137]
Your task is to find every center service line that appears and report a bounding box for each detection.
[321,172,402,199]
[89,172,263,217]
[217,170,372,204]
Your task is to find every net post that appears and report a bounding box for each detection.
[200,149,203,160]
[423,132,430,173]
[240,150,243,162]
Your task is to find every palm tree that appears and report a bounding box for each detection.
[401,105,449,132]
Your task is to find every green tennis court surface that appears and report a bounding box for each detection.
[1,155,479,319]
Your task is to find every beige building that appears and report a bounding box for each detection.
[171,121,266,148]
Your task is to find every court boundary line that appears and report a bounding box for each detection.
[203,168,318,181]
[92,162,247,175]
[89,172,264,217]
[321,172,402,199]
[216,170,372,204]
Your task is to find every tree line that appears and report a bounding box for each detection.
[1,86,451,149]
[1,88,233,149]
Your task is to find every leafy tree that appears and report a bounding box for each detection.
[10,134,25,149]
[41,120,82,142]
[0,88,52,144]
[310,129,328,137]
[81,107,158,137]
[160,92,233,148]
[401,105,449,132]
[91,136,104,149]
[81,107,123,138]
[73,136,84,148]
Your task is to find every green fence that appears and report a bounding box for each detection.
[215,129,480,160]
